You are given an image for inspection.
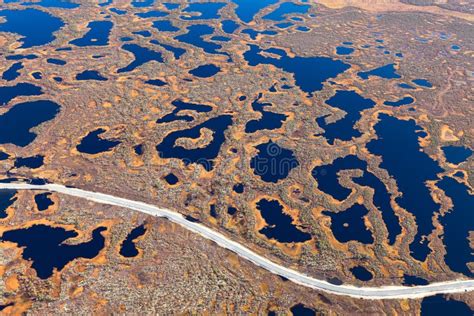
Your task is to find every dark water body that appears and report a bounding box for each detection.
[290,303,316,316]
[312,155,402,244]
[2,62,23,81]
[0,151,9,160]
[244,44,350,95]
[175,25,229,59]
[69,20,113,46]
[0,82,43,106]
[403,274,428,286]
[323,204,374,244]
[241,29,277,40]
[145,78,166,86]
[0,8,64,48]
[133,30,151,38]
[350,266,373,281]
[227,206,237,215]
[157,99,212,123]
[181,2,226,20]
[210,204,217,218]
[250,140,299,183]
[119,224,146,258]
[164,173,179,185]
[233,183,244,193]
[367,114,443,261]
[47,58,67,65]
[55,47,71,51]
[0,190,17,219]
[245,93,287,133]
[110,7,126,15]
[316,90,375,144]
[136,10,169,18]
[34,192,54,211]
[5,0,80,9]
[274,22,293,29]
[156,115,233,171]
[14,155,44,169]
[383,96,414,107]
[437,177,473,277]
[120,36,133,42]
[6,54,38,60]
[441,146,472,164]
[131,0,154,8]
[77,128,120,154]
[256,198,311,243]
[421,295,472,316]
[221,19,239,33]
[133,144,143,155]
[336,46,354,55]
[211,35,231,42]
[296,26,310,32]
[189,64,221,78]
[262,2,310,21]
[53,76,63,82]
[152,20,179,32]
[0,224,106,279]
[398,83,415,89]
[231,0,278,23]
[358,63,401,80]
[76,70,107,81]
[117,44,164,73]
[164,3,179,10]
[411,78,432,88]
[0,100,60,147]
[150,39,186,60]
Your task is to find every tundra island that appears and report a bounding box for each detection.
[0,0,473,314]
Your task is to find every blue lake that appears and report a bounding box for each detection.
[231,0,278,23]
[221,19,239,34]
[350,266,373,281]
[0,83,43,106]
[156,115,233,171]
[2,62,23,81]
[189,64,221,78]
[262,2,310,21]
[76,128,120,154]
[244,44,350,95]
[437,177,473,277]
[0,100,60,147]
[0,190,17,219]
[0,8,64,48]
[152,20,179,32]
[175,24,230,59]
[290,304,316,316]
[0,224,106,279]
[120,224,146,258]
[323,204,374,244]
[164,173,179,185]
[256,198,311,243]
[316,90,375,144]
[156,100,212,123]
[245,93,287,133]
[117,44,164,73]
[34,192,54,211]
[358,63,401,80]
[14,155,44,169]
[69,20,113,46]
[4,0,80,9]
[250,140,299,183]
[441,146,472,164]
[383,96,414,107]
[412,79,432,88]
[367,114,443,261]
[181,2,226,20]
[76,70,107,81]
[421,295,472,315]
[150,39,186,60]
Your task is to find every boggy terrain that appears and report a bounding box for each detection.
[0,0,473,314]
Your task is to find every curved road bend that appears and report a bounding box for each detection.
[1,182,473,300]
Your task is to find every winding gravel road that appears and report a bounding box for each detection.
[1,182,473,299]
